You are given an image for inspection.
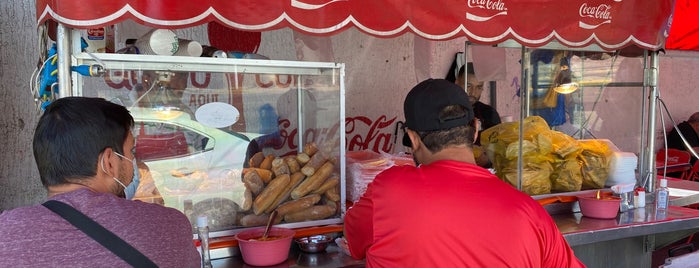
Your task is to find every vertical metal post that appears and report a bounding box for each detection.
[56,24,72,97]
[338,63,347,217]
[638,50,649,188]
[644,50,659,192]
[297,75,304,153]
[517,47,530,191]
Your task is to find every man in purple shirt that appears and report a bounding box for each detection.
[0,97,200,267]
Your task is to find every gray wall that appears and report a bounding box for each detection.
[0,0,45,211]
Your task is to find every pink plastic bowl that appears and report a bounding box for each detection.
[235,227,295,266]
[577,195,621,219]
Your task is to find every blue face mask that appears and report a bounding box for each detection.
[114,152,139,200]
[124,158,140,200]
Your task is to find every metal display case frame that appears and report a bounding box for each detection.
[58,25,347,239]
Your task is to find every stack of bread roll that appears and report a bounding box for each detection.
[238,142,340,227]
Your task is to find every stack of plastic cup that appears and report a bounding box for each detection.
[135,29,179,55]
[174,39,203,57]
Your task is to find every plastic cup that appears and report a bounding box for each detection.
[174,39,203,57]
[135,29,179,55]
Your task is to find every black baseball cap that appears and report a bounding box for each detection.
[402,79,474,146]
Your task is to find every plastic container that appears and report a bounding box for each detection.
[235,227,295,266]
[656,178,669,211]
[197,216,212,268]
[634,187,646,208]
[577,194,622,219]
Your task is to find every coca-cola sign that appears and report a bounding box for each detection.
[466,0,508,22]
[579,3,612,20]
[578,1,619,29]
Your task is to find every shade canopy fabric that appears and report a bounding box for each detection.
[36,0,675,51]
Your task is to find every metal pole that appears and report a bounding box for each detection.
[56,24,72,97]
[517,47,530,191]
[644,50,659,192]
[297,76,304,153]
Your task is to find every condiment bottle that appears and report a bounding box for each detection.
[634,187,646,208]
[197,216,213,268]
[655,179,669,212]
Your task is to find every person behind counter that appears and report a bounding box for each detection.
[455,63,501,167]
[455,63,501,142]
[667,111,699,163]
[0,97,200,267]
[343,79,584,267]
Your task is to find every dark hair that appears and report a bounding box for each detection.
[458,62,476,77]
[33,97,134,187]
[689,112,699,123]
[416,105,475,152]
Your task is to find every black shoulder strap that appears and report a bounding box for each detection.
[42,200,158,268]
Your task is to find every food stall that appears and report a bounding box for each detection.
[35,0,699,266]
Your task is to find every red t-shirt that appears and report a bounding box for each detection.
[344,160,585,268]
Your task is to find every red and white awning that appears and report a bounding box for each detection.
[36,0,674,51]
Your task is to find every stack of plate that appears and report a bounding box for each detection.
[606,151,638,187]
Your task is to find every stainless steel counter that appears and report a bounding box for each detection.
[213,182,699,267]
[556,206,699,246]
[212,242,364,268]
[554,205,699,267]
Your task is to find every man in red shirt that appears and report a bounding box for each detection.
[344,79,584,267]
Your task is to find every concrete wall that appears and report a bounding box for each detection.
[0,0,45,210]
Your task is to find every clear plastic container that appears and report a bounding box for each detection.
[197,216,212,268]
[655,179,669,211]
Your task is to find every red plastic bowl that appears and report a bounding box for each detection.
[577,195,621,219]
[235,227,295,266]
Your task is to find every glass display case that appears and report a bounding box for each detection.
[480,46,652,196]
[73,52,346,238]
[526,49,645,149]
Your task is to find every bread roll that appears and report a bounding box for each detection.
[293,161,334,199]
[275,194,321,216]
[253,174,290,215]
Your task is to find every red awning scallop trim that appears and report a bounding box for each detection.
[36,0,674,51]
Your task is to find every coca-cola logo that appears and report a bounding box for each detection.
[578,1,618,30]
[346,115,397,152]
[466,0,508,22]
[467,0,507,11]
[579,3,612,20]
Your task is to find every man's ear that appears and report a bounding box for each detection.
[407,129,422,151]
[99,147,117,176]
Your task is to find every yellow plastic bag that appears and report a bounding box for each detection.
[577,140,612,190]
[537,130,581,159]
[500,160,553,195]
[550,158,583,192]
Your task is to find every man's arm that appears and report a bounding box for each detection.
[343,186,376,260]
